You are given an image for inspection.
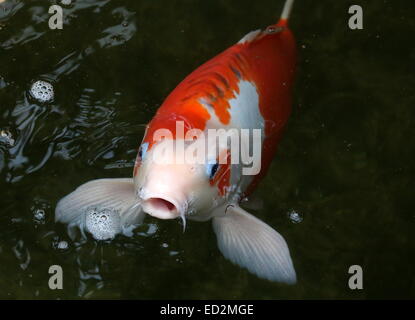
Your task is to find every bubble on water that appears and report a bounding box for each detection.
[33,209,46,224]
[29,80,54,103]
[31,199,51,225]
[288,210,303,224]
[85,207,121,240]
[52,237,70,251]
[60,0,72,6]
[0,129,15,147]
[0,75,6,88]
[136,223,158,237]
[57,240,68,250]
[146,223,158,235]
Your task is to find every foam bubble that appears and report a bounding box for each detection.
[0,76,6,89]
[288,210,303,224]
[0,129,15,147]
[57,241,69,250]
[85,207,121,240]
[33,209,46,224]
[29,80,54,103]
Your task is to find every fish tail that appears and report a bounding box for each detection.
[279,0,295,26]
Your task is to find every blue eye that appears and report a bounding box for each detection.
[138,142,148,160]
[206,162,219,179]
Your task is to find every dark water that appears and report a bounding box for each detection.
[0,0,414,299]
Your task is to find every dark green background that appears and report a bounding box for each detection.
[0,0,414,299]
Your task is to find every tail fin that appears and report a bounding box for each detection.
[237,0,295,44]
[279,0,295,25]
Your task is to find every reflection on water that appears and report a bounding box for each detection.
[0,0,414,299]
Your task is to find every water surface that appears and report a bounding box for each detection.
[0,0,414,299]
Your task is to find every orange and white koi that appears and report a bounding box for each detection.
[56,0,297,283]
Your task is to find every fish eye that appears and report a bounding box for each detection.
[138,142,149,160]
[206,162,219,180]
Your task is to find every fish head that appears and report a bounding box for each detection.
[133,137,231,222]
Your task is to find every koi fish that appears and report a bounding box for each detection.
[56,0,297,284]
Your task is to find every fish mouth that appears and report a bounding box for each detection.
[141,195,184,220]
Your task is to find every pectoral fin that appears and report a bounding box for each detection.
[212,205,296,284]
[55,178,144,240]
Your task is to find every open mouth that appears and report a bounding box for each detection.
[141,196,180,219]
